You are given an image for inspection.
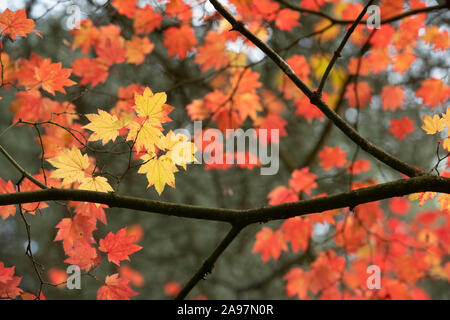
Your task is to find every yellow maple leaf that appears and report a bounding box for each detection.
[443,137,450,152]
[126,121,164,151]
[134,87,166,125]
[138,154,176,195]
[79,176,113,193]
[421,114,445,134]
[162,131,197,169]
[441,107,450,128]
[47,147,89,185]
[83,109,127,145]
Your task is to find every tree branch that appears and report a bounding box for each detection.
[0,176,448,224]
[175,224,245,300]
[317,0,375,94]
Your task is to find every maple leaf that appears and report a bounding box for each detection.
[318,146,347,171]
[34,60,75,95]
[421,26,449,51]
[72,201,108,225]
[0,262,22,299]
[162,131,197,169]
[97,274,137,300]
[166,0,193,22]
[344,82,372,108]
[295,94,325,122]
[286,54,310,79]
[370,25,395,48]
[195,31,229,72]
[54,214,97,252]
[64,241,99,272]
[79,176,114,193]
[186,99,210,120]
[112,0,137,18]
[421,114,445,135]
[389,116,414,140]
[127,121,164,152]
[0,9,41,41]
[133,4,163,35]
[0,178,16,219]
[289,167,317,195]
[415,78,450,108]
[381,85,405,111]
[347,159,371,175]
[163,25,197,59]
[99,228,142,266]
[138,154,176,195]
[392,48,416,74]
[70,19,99,54]
[284,268,309,299]
[47,147,89,186]
[281,217,311,253]
[275,9,300,31]
[17,55,75,95]
[125,36,154,65]
[119,265,144,287]
[83,109,126,145]
[252,227,287,262]
[72,57,109,87]
[267,186,299,205]
[134,88,166,125]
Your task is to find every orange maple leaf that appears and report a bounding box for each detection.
[64,241,99,272]
[267,186,299,205]
[97,274,137,300]
[0,9,41,41]
[281,217,311,253]
[163,25,197,59]
[98,228,143,266]
[381,85,405,111]
[252,227,287,262]
[0,261,23,299]
[289,167,317,195]
[318,146,347,171]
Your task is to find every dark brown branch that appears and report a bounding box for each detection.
[317,0,375,94]
[175,224,245,300]
[208,0,423,178]
[0,175,448,225]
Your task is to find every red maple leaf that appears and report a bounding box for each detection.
[389,116,414,140]
[64,241,100,272]
[0,262,22,299]
[252,227,287,262]
[97,274,137,300]
[163,25,197,59]
[318,146,347,171]
[98,228,143,266]
[289,167,317,195]
[381,85,405,111]
[281,217,311,253]
[0,9,41,41]
[267,186,299,205]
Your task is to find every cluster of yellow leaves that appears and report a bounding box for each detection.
[81,87,196,195]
